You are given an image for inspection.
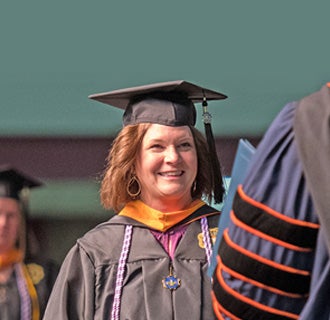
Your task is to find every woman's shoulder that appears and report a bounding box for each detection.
[77,216,130,244]
[82,215,147,239]
[75,215,150,262]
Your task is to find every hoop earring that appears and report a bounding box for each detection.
[127,176,141,198]
[192,180,197,193]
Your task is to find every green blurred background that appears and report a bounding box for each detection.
[1,0,329,262]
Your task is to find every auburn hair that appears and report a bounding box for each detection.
[100,124,214,212]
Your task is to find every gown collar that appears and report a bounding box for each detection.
[118,199,206,232]
[0,249,23,270]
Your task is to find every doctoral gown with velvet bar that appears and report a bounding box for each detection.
[212,101,320,319]
[43,209,220,320]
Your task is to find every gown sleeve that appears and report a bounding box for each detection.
[294,84,330,319]
[294,83,330,251]
[42,243,96,320]
[212,101,320,319]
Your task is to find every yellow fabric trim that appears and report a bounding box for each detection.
[0,249,23,269]
[22,263,40,320]
[119,199,206,232]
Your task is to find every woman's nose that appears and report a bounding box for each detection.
[164,146,181,163]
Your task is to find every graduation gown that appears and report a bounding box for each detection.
[0,258,59,320]
[294,83,330,250]
[294,83,330,319]
[212,101,320,319]
[43,205,220,320]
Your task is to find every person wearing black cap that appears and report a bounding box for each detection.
[43,80,227,319]
[0,165,59,320]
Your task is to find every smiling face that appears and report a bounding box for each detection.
[0,197,21,254]
[135,124,198,212]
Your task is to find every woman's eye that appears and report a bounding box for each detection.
[150,144,164,149]
[179,142,192,149]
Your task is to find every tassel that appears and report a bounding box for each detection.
[202,97,224,204]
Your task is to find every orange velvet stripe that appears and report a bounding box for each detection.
[215,253,299,319]
[223,229,309,276]
[218,254,307,298]
[237,185,319,229]
[212,290,241,320]
[230,210,313,252]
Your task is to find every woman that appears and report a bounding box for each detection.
[43,80,227,319]
[0,165,58,320]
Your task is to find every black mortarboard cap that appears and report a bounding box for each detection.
[88,80,227,127]
[89,80,228,203]
[0,165,42,200]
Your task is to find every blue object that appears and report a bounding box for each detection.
[208,139,256,277]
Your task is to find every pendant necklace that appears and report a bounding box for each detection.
[162,264,181,290]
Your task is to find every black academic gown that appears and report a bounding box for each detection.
[43,208,220,320]
[0,258,59,320]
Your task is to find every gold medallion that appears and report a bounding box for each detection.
[26,263,45,285]
[198,227,218,248]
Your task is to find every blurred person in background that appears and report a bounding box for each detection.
[0,165,59,320]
